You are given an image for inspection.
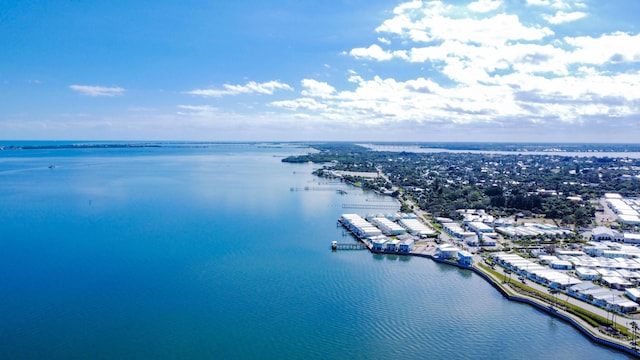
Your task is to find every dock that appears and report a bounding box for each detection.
[331,241,368,250]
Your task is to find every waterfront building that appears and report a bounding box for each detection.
[385,239,401,252]
[371,217,406,236]
[371,236,388,252]
[398,239,414,253]
[458,250,473,266]
[340,214,383,238]
[436,244,459,259]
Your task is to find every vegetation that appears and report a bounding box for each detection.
[284,143,640,226]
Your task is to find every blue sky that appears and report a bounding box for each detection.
[1,0,639,142]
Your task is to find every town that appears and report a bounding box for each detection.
[284,142,640,356]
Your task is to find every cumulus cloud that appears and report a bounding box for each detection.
[69,85,125,97]
[187,80,293,97]
[468,0,502,13]
[266,0,640,137]
[350,44,394,61]
[300,79,336,98]
[543,10,587,24]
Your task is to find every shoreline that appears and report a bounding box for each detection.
[338,222,640,358]
[414,249,640,358]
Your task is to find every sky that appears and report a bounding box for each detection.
[1,0,639,142]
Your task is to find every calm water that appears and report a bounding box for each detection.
[0,143,631,359]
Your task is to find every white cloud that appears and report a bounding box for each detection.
[543,10,587,24]
[350,44,394,61]
[300,79,336,98]
[69,85,125,97]
[187,80,293,97]
[269,98,327,111]
[565,32,640,64]
[375,3,554,46]
[526,0,550,5]
[468,0,502,13]
[265,0,639,137]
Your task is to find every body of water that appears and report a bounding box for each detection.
[0,143,631,359]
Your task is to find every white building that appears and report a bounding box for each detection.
[398,218,437,238]
[591,226,623,242]
[436,244,460,259]
[625,288,640,302]
[371,217,406,236]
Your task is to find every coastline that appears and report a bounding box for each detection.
[338,214,639,357]
[403,245,639,358]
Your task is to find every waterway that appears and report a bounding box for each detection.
[0,143,631,359]
[362,143,640,159]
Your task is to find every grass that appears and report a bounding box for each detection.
[476,263,631,337]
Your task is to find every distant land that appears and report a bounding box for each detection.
[1,141,640,153]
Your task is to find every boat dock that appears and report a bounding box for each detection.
[331,241,369,250]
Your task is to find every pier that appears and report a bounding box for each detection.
[331,241,368,250]
[342,203,398,210]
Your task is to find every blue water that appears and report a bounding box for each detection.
[0,143,631,359]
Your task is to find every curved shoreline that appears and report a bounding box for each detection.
[409,251,640,358]
[337,211,639,357]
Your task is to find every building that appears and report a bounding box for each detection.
[591,226,623,242]
[550,260,573,270]
[436,244,459,259]
[340,214,383,238]
[458,250,473,266]
[575,267,600,281]
[624,233,640,245]
[371,217,406,236]
[601,276,633,290]
[371,236,387,252]
[385,239,401,252]
[625,288,640,302]
[398,218,437,238]
[398,239,415,253]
